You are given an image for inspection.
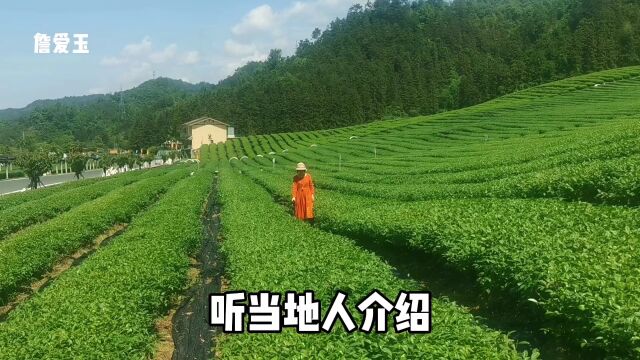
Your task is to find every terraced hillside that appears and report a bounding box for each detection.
[0,66,638,359]
[215,66,640,359]
[0,162,219,359]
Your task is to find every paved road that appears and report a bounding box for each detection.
[0,169,104,196]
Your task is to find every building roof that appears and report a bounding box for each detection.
[183,116,230,128]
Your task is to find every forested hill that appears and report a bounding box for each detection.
[2,0,640,151]
[0,78,210,150]
[175,0,640,134]
[0,94,105,123]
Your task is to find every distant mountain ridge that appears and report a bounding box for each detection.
[0,77,213,149]
[0,78,210,122]
[0,95,104,122]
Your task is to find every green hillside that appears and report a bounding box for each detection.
[173,0,640,135]
[211,66,640,358]
[0,78,209,150]
[0,66,638,359]
[2,0,640,152]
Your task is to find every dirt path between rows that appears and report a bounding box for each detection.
[0,223,127,321]
[170,177,223,360]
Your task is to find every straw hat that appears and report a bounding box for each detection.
[296,162,307,171]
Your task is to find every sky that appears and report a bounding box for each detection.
[0,0,365,109]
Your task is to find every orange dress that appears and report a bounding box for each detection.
[291,173,315,220]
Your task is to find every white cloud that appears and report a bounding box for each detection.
[224,51,269,74]
[100,56,127,66]
[100,37,197,67]
[120,61,152,86]
[149,43,177,63]
[181,51,201,65]
[123,36,152,57]
[94,37,209,94]
[224,39,258,57]
[232,5,278,36]
[87,87,107,94]
[92,1,364,94]
[214,0,364,79]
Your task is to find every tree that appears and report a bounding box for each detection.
[126,155,137,170]
[15,150,52,189]
[16,130,39,151]
[136,156,144,169]
[440,70,461,111]
[142,153,154,168]
[266,49,284,69]
[0,144,9,155]
[98,155,114,175]
[312,27,322,40]
[147,146,159,157]
[115,155,129,170]
[69,153,87,179]
[92,135,105,151]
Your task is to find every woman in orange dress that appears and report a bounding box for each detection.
[291,162,315,222]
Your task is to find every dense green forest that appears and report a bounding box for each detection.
[0,78,209,151]
[2,0,639,152]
